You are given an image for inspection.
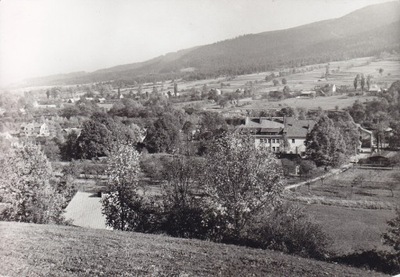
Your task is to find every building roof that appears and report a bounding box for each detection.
[238,117,315,138]
[285,118,315,137]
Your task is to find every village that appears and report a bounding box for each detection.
[1,1,400,275]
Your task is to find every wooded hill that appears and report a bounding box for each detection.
[26,1,400,86]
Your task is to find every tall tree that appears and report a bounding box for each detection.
[0,143,66,224]
[201,133,284,239]
[101,144,141,231]
[360,74,366,91]
[354,74,360,90]
[305,115,347,167]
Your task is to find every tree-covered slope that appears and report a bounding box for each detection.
[25,1,400,85]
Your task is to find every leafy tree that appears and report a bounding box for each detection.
[144,113,182,153]
[348,100,366,123]
[0,143,66,224]
[366,75,373,91]
[382,208,400,252]
[101,144,142,231]
[161,155,207,238]
[298,160,317,177]
[282,78,287,85]
[273,79,280,86]
[354,74,360,90]
[379,68,384,76]
[77,119,112,159]
[305,115,347,167]
[361,74,365,91]
[201,133,284,239]
[174,82,178,96]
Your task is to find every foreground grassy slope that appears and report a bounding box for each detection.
[0,222,387,276]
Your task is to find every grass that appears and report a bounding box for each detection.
[0,221,388,277]
[293,168,400,206]
[170,55,400,113]
[303,204,395,255]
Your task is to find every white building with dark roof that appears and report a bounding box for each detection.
[238,117,316,155]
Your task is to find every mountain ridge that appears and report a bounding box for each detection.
[20,1,400,86]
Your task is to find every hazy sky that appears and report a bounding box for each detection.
[0,0,393,86]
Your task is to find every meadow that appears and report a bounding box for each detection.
[303,204,395,255]
[290,166,399,256]
[0,222,387,277]
[294,167,400,206]
[171,56,400,114]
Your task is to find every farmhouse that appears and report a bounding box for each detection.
[368,84,381,93]
[298,91,316,99]
[20,122,51,137]
[237,117,316,155]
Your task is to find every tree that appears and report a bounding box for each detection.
[144,113,182,153]
[77,119,112,159]
[298,160,316,177]
[201,133,284,239]
[0,143,66,224]
[354,74,360,90]
[282,78,287,85]
[366,75,373,91]
[361,74,366,91]
[174,83,178,97]
[273,79,280,86]
[305,115,347,167]
[379,68,384,76]
[382,208,400,252]
[161,155,207,238]
[101,144,142,231]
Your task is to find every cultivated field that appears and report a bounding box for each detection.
[290,167,399,256]
[0,222,387,277]
[294,167,400,206]
[172,55,400,113]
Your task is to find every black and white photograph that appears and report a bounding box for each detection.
[0,0,399,276]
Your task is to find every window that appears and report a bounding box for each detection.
[268,139,271,143]
[272,147,276,152]
[276,139,280,143]
[272,139,275,143]
[292,139,295,143]
[277,147,280,152]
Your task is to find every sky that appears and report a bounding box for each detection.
[0,0,394,86]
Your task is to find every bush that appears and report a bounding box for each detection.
[333,250,400,275]
[247,203,331,259]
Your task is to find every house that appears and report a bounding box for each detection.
[316,84,336,96]
[20,122,50,137]
[298,91,316,99]
[237,117,316,155]
[62,128,82,137]
[356,124,374,153]
[368,84,381,93]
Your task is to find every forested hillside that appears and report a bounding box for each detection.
[24,1,400,86]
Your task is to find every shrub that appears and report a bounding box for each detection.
[247,203,331,259]
[382,207,400,252]
[333,250,400,275]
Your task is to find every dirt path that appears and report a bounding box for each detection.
[64,191,107,229]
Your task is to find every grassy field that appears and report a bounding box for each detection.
[172,56,399,113]
[290,167,399,256]
[303,204,395,255]
[294,168,400,206]
[0,222,388,277]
